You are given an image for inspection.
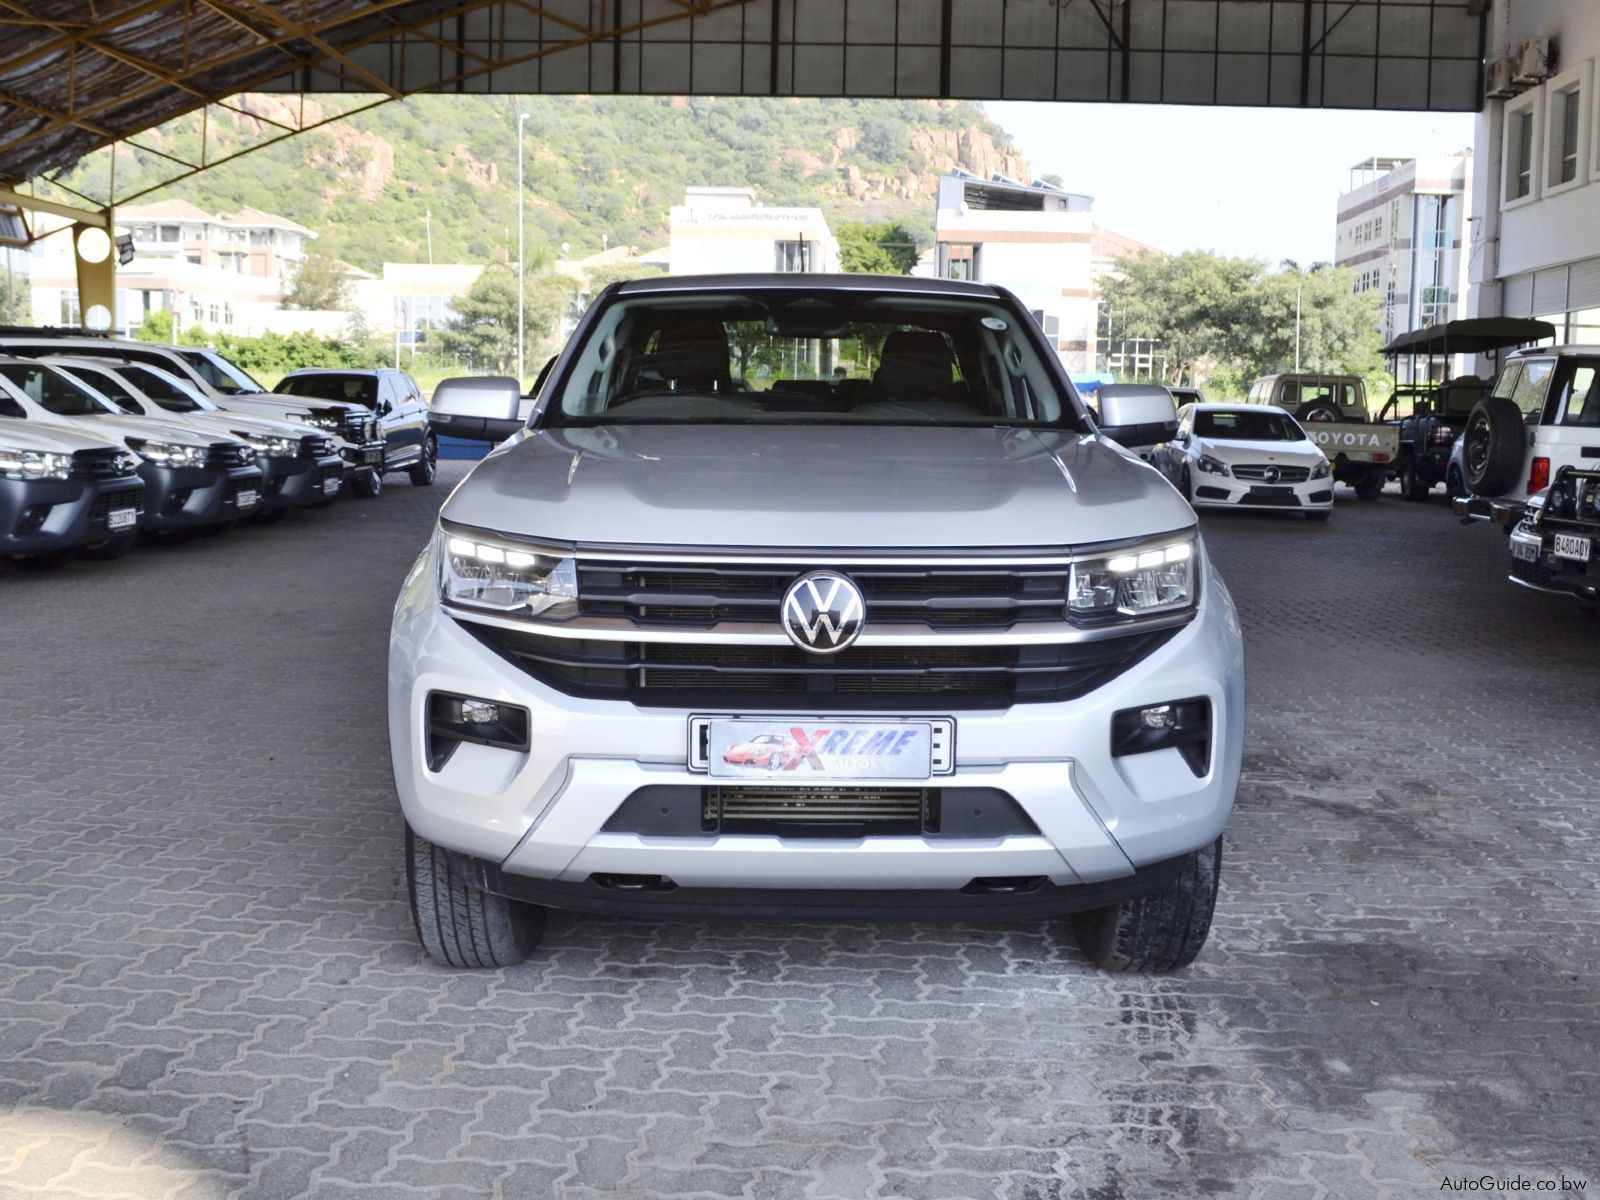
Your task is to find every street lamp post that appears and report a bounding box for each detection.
[516,110,529,387]
[1294,275,1302,373]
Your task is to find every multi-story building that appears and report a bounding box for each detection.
[28,199,318,335]
[932,171,1158,374]
[1334,153,1474,377]
[1472,1,1600,355]
[668,187,839,276]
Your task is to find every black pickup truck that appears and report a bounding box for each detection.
[1374,376,1488,501]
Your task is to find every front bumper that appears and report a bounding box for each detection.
[1191,473,1333,513]
[1509,526,1599,602]
[135,462,264,530]
[387,549,1246,907]
[340,439,388,477]
[0,476,145,555]
[257,452,344,511]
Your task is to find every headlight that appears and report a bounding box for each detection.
[1196,455,1230,476]
[126,438,209,468]
[438,524,578,619]
[1068,536,1196,619]
[1310,459,1331,480]
[241,433,301,458]
[0,447,72,481]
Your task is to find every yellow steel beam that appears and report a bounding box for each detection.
[0,184,109,229]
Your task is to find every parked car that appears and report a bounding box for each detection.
[390,274,1245,973]
[0,358,262,543]
[1154,403,1333,521]
[1507,467,1600,606]
[1453,345,1600,531]
[0,420,145,564]
[1245,373,1396,500]
[275,368,436,495]
[41,358,339,520]
[0,332,386,488]
[1374,376,1488,501]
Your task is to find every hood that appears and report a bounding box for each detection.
[442,424,1195,550]
[181,411,306,440]
[1198,437,1326,462]
[208,395,321,421]
[0,416,124,454]
[67,413,236,447]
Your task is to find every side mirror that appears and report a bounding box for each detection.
[1097,386,1180,453]
[375,399,393,417]
[428,375,523,442]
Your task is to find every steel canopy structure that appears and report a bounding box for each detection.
[3,1,1488,193]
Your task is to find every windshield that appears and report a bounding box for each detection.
[277,373,379,408]
[177,349,265,395]
[117,364,211,413]
[1194,410,1306,441]
[543,289,1087,430]
[0,363,118,417]
[60,366,144,413]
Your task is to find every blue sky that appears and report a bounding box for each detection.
[986,102,1477,265]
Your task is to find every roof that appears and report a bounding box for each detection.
[612,273,1003,298]
[119,199,215,223]
[1382,318,1557,357]
[228,207,315,236]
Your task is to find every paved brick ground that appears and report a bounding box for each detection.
[1,468,1597,1199]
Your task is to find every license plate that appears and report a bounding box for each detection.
[107,508,137,530]
[361,448,384,465]
[1251,485,1293,495]
[706,718,933,781]
[1554,533,1591,562]
[1511,537,1540,563]
[322,478,341,496]
[236,489,257,509]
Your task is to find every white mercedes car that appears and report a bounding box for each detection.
[1156,403,1334,521]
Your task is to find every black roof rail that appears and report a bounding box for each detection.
[0,324,113,338]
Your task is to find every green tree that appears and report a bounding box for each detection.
[0,268,28,323]
[134,308,175,341]
[837,221,920,275]
[1098,251,1382,389]
[439,261,574,375]
[282,249,353,311]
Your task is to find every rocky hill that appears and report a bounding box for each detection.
[61,95,1035,272]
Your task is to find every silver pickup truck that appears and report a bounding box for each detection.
[391,274,1246,973]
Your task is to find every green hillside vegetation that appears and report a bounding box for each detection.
[57,95,1030,273]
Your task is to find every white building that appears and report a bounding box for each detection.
[668,187,839,276]
[1335,153,1474,372]
[933,171,1155,374]
[28,199,317,335]
[1472,1,1600,350]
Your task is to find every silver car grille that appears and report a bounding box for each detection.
[1232,464,1311,482]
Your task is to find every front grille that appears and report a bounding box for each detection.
[710,785,924,833]
[316,463,342,485]
[208,443,251,469]
[1540,470,1600,530]
[1233,464,1311,482]
[466,622,1181,709]
[89,486,142,520]
[226,478,256,504]
[578,562,1075,631]
[1511,556,1555,590]
[303,435,335,458]
[70,448,135,481]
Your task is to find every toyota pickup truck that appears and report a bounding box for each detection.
[1245,373,1397,500]
[388,274,1246,974]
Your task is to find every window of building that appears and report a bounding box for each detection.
[159,225,179,242]
[1505,92,1540,204]
[59,292,80,326]
[773,240,809,272]
[1374,215,1383,240]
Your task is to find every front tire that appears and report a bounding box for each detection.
[352,469,383,499]
[1071,838,1221,972]
[1306,509,1331,522]
[1398,457,1429,502]
[410,436,438,487]
[1354,471,1385,502]
[80,532,137,561]
[406,825,545,968]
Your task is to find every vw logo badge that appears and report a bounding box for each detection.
[781,571,865,654]
[1263,465,1281,483]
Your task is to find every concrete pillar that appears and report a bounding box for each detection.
[71,211,116,331]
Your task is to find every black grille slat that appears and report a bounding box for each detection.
[578,563,1073,631]
[70,448,133,481]
[466,624,1180,709]
[88,487,143,520]
[1233,464,1311,482]
[207,443,250,468]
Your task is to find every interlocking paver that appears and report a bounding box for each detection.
[2,469,1599,1197]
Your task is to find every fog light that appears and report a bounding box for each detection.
[1139,704,1174,730]
[1111,698,1212,778]
[426,692,530,770]
[460,699,499,725]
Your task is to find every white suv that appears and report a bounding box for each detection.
[389,275,1245,973]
